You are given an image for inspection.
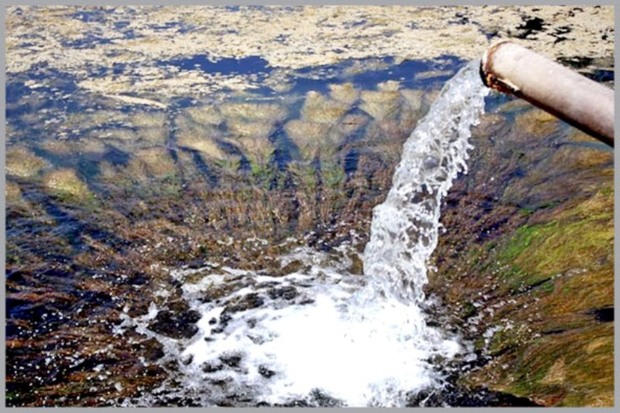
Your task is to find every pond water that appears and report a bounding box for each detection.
[5,43,612,406]
[6,4,616,407]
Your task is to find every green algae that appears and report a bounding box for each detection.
[424,93,614,407]
[504,324,614,406]
[498,188,613,279]
[457,185,614,406]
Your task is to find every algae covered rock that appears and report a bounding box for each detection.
[148,308,201,339]
[220,102,287,124]
[176,113,227,161]
[127,147,178,179]
[329,82,360,105]
[5,181,23,204]
[300,91,350,124]
[514,107,559,139]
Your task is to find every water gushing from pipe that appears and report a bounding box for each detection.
[362,59,489,303]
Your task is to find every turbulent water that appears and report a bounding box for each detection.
[120,61,489,407]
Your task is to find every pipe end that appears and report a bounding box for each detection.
[480,40,521,94]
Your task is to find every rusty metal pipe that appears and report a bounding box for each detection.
[480,40,614,147]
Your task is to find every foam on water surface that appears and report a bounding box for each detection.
[177,267,457,406]
[123,61,488,407]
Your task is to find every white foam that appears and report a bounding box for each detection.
[177,267,460,406]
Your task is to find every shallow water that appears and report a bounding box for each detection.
[8,56,492,407]
[6,47,613,405]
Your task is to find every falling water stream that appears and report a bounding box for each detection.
[117,60,489,407]
[362,59,489,304]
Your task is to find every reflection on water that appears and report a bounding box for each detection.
[6,56,455,235]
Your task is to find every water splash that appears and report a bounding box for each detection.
[121,60,488,407]
[362,60,489,303]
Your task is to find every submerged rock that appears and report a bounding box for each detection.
[329,83,359,105]
[6,182,24,204]
[220,102,287,124]
[141,337,166,362]
[176,118,227,161]
[266,286,298,301]
[147,309,201,339]
[300,91,350,124]
[514,107,559,138]
[258,365,276,378]
[130,111,167,129]
[128,147,178,179]
[409,384,541,407]
[284,120,335,160]
[38,139,75,156]
[223,293,265,314]
[219,353,243,368]
[400,89,425,113]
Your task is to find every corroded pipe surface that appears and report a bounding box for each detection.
[481,40,614,147]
